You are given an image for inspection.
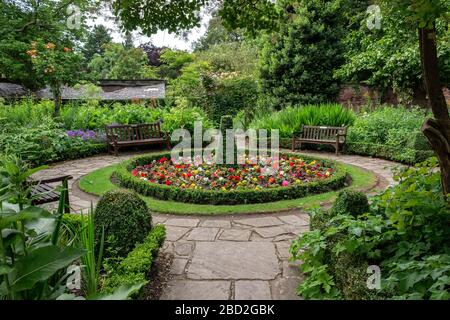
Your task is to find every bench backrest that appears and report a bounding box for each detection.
[300,126,347,142]
[106,123,163,142]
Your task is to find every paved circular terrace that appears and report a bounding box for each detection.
[33,150,400,300]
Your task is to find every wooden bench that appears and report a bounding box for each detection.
[106,123,171,156]
[292,125,348,156]
[30,175,73,213]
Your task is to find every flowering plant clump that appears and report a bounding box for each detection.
[27,41,81,115]
[66,129,105,142]
[131,155,335,191]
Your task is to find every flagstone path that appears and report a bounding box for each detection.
[33,150,401,300]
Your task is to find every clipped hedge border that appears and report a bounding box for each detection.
[113,151,349,205]
[101,224,166,296]
[345,141,434,165]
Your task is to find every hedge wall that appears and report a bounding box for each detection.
[101,224,166,296]
[113,152,349,205]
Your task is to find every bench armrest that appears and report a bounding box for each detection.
[30,175,73,185]
[336,133,347,143]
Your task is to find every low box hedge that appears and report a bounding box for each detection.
[101,224,166,296]
[113,151,349,205]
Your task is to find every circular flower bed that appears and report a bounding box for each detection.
[114,152,349,205]
[132,155,334,191]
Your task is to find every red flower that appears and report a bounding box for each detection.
[165,180,172,186]
[132,169,138,176]
[140,172,146,177]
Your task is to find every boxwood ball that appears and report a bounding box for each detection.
[94,189,152,257]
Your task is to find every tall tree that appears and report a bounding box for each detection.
[83,25,112,62]
[123,31,134,49]
[0,0,93,88]
[379,0,450,195]
[87,43,148,80]
[193,15,244,51]
[110,0,281,35]
[259,0,350,108]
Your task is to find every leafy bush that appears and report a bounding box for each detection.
[206,75,259,125]
[291,158,450,300]
[250,104,356,138]
[101,225,166,296]
[0,120,106,166]
[346,106,433,164]
[0,100,212,166]
[94,189,153,258]
[161,103,213,133]
[259,0,352,108]
[114,152,349,205]
[331,190,369,217]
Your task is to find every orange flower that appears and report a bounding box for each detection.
[63,47,71,53]
[46,42,56,50]
[26,49,38,57]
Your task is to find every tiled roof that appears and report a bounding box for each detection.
[1,80,166,100]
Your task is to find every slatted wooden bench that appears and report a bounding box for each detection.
[292,125,348,155]
[106,123,171,156]
[30,175,73,213]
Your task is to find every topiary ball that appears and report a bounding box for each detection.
[331,190,370,217]
[94,189,152,257]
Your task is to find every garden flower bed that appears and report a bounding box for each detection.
[113,152,349,205]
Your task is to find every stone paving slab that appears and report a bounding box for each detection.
[235,217,284,228]
[219,229,252,241]
[160,280,231,300]
[187,242,280,280]
[165,226,192,242]
[165,218,200,228]
[186,227,220,241]
[235,281,272,300]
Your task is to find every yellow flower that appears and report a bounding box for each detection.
[295,180,302,184]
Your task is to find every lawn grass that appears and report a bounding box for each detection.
[79,162,378,215]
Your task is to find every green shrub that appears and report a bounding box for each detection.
[114,152,349,205]
[94,189,153,258]
[207,75,258,124]
[102,224,166,296]
[291,158,450,300]
[346,106,432,164]
[0,121,106,166]
[259,0,348,108]
[250,104,355,138]
[331,190,369,217]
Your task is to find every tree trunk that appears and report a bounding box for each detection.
[418,26,450,196]
[52,88,61,117]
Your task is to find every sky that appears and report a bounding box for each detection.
[88,11,211,52]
